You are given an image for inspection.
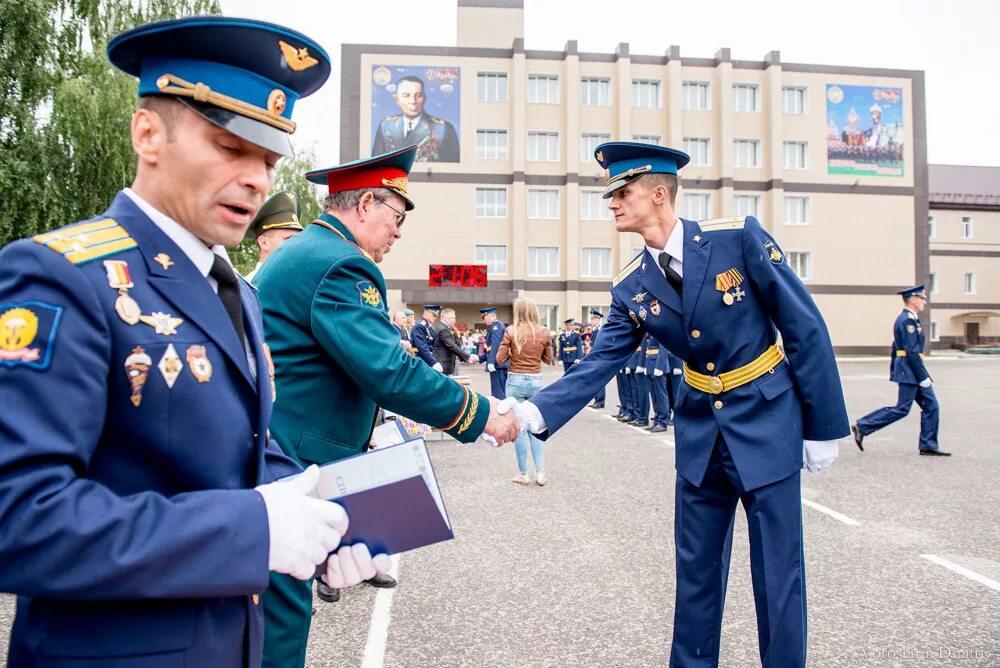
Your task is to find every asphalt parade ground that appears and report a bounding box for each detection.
[2,356,999,666]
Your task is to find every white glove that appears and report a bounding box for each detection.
[803,439,839,473]
[497,397,547,434]
[636,366,646,374]
[255,465,347,580]
[625,368,632,375]
[573,359,581,364]
[481,433,501,447]
[653,369,664,377]
[487,363,496,372]
[323,543,392,589]
[432,362,443,373]
[919,378,932,388]
[468,354,479,363]
[672,368,683,376]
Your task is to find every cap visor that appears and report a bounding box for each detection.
[179,99,293,156]
[602,175,640,199]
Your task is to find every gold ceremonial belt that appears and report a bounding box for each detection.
[683,345,784,395]
[563,346,577,351]
[896,350,907,356]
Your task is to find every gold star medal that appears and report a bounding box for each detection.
[139,311,183,335]
[104,260,141,325]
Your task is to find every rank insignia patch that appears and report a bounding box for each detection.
[357,281,383,308]
[0,302,63,370]
[763,240,784,265]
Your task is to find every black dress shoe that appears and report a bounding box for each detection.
[589,403,604,409]
[649,425,667,433]
[316,580,341,603]
[642,423,655,430]
[616,414,631,422]
[919,449,951,457]
[667,419,674,426]
[632,421,649,428]
[851,424,864,452]
[366,573,397,589]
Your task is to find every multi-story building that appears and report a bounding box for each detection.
[928,164,1000,348]
[340,0,931,352]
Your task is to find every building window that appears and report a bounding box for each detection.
[527,73,559,104]
[580,77,612,106]
[632,134,661,145]
[683,137,711,166]
[733,139,761,168]
[528,246,559,277]
[930,321,940,342]
[734,194,761,219]
[631,78,661,108]
[682,81,710,110]
[527,131,559,161]
[475,245,507,276]
[782,86,807,114]
[527,189,559,219]
[475,129,508,160]
[580,133,611,162]
[580,247,612,278]
[928,215,936,238]
[476,72,508,102]
[784,196,810,225]
[681,192,712,220]
[787,251,812,280]
[964,272,976,294]
[475,188,507,217]
[929,270,939,295]
[538,305,559,331]
[783,141,808,170]
[733,83,760,112]
[582,305,610,322]
[962,216,974,239]
[580,190,610,220]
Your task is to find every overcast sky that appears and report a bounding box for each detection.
[221,0,999,168]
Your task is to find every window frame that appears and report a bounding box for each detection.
[580,76,612,106]
[783,195,811,226]
[474,187,508,218]
[787,250,812,280]
[474,244,508,276]
[474,129,508,160]
[527,130,560,162]
[579,246,613,279]
[732,82,761,113]
[683,137,711,167]
[631,78,662,108]
[526,188,560,220]
[681,81,711,111]
[476,71,509,102]
[781,86,808,115]
[527,73,560,104]
[783,140,809,170]
[527,245,560,278]
[733,138,762,168]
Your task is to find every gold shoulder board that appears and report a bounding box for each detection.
[33,218,136,265]
[612,253,643,287]
[699,216,746,232]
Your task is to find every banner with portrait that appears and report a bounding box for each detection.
[371,65,461,163]
[826,84,904,177]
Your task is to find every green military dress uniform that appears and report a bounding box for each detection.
[254,210,490,667]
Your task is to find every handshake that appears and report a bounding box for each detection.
[480,396,546,445]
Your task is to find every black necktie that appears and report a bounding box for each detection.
[658,252,683,296]
[209,254,245,350]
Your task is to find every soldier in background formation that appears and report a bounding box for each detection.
[557,318,583,374]
[481,306,509,398]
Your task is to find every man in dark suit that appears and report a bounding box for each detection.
[0,17,386,667]
[372,75,460,162]
[433,308,478,375]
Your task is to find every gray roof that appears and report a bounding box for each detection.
[929,164,1000,207]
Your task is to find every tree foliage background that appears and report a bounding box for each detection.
[0,0,322,264]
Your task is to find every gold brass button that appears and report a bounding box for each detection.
[706,362,716,371]
[691,330,701,339]
[714,400,723,409]
[252,594,260,605]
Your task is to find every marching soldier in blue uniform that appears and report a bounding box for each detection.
[0,18,386,667]
[481,306,509,399]
[640,333,671,433]
[852,285,949,456]
[411,304,443,370]
[557,318,583,373]
[500,142,849,667]
[587,310,607,408]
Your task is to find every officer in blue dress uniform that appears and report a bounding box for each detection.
[500,142,849,667]
[557,318,583,374]
[632,336,653,427]
[0,17,383,667]
[411,304,442,369]
[618,342,643,423]
[852,285,950,456]
[641,333,671,433]
[587,310,607,408]
[481,306,509,399]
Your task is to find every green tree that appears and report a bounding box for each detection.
[0,0,220,247]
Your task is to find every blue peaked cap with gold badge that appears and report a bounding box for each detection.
[306,146,418,211]
[107,16,331,156]
[595,141,691,199]
[898,284,928,299]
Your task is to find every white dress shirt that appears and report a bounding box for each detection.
[404,114,423,136]
[646,219,685,279]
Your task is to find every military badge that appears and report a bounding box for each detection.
[278,40,318,71]
[267,89,286,116]
[124,346,152,407]
[631,291,648,304]
[104,260,141,325]
[186,345,213,383]
[762,240,784,265]
[153,253,174,270]
[629,311,640,326]
[693,235,702,242]
[907,324,916,333]
[139,311,183,335]
[638,306,647,320]
[0,303,62,369]
[357,281,383,308]
[715,268,746,306]
[157,343,182,389]
[649,300,661,316]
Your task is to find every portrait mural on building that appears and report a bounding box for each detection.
[826,84,905,177]
[371,65,461,163]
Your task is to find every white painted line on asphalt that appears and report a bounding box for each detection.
[801,498,860,526]
[361,554,401,668]
[920,554,1000,592]
[600,413,675,447]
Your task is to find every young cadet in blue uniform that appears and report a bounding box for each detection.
[0,18,387,667]
[642,333,671,433]
[632,336,654,427]
[587,310,607,408]
[411,304,443,369]
[557,318,583,373]
[254,147,518,668]
[481,306,509,398]
[500,142,849,667]
[852,285,949,456]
